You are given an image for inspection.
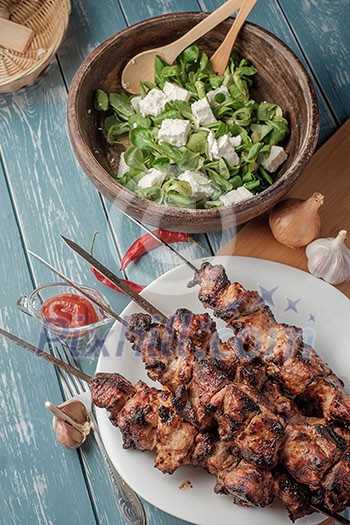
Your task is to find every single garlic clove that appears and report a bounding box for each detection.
[58,399,89,425]
[46,399,91,449]
[54,419,86,449]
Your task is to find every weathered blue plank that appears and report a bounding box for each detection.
[0,157,98,525]
[279,0,350,126]
[57,0,127,86]
[120,0,201,25]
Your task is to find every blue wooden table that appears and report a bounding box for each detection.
[0,1,349,524]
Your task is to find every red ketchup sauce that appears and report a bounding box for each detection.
[41,294,99,329]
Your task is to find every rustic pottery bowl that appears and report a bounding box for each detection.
[67,12,319,233]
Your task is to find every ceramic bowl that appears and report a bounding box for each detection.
[67,12,319,233]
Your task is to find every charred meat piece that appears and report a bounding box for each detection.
[303,375,350,424]
[114,380,164,451]
[156,402,199,473]
[321,449,350,511]
[126,315,194,390]
[215,459,277,507]
[202,440,240,476]
[276,469,313,522]
[188,262,231,307]
[236,412,285,469]
[169,308,217,351]
[208,383,260,440]
[281,421,346,489]
[261,380,299,419]
[91,372,136,412]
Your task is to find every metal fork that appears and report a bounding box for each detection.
[51,342,146,525]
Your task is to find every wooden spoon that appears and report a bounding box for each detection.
[121,0,242,94]
[210,0,258,75]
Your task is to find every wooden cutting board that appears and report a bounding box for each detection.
[218,120,350,298]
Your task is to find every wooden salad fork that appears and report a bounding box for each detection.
[121,0,243,94]
[210,0,258,75]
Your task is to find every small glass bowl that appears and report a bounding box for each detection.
[17,283,113,351]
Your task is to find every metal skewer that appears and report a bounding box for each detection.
[60,237,168,325]
[0,327,91,382]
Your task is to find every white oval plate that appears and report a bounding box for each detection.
[96,256,350,525]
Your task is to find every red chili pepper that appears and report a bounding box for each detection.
[91,267,145,295]
[119,229,193,271]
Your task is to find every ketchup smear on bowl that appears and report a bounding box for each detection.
[41,294,99,329]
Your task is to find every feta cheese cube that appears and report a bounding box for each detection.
[139,89,168,117]
[138,168,166,189]
[230,135,242,148]
[207,132,239,166]
[130,96,141,111]
[261,145,288,172]
[219,186,254,206]
[178,170,214,200]
[158,119,191,147]
[207,86,229,106]
[163,82,191,102]
[117,152,128,178]
[191,97,216,126]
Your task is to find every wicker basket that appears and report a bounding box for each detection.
[0,0,71,93]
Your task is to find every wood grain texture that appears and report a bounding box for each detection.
[218,120,350,298]
[279,0,350,126]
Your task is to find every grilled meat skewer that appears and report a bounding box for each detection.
[188,261,350,425]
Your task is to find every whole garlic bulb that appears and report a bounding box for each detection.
[305,230,350,285]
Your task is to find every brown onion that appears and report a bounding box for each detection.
[269,193,324,249]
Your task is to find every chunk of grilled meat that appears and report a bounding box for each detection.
[108,379,203,472]
[321,448,350,512]
[276,469,313,522]
[215,459,276,508]
[281,419,347,490]
[189,261,350,424]
[91,372,136,412]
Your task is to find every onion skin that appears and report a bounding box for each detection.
[269,193,324,249]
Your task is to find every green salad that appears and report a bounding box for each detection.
[95,45,289,209]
